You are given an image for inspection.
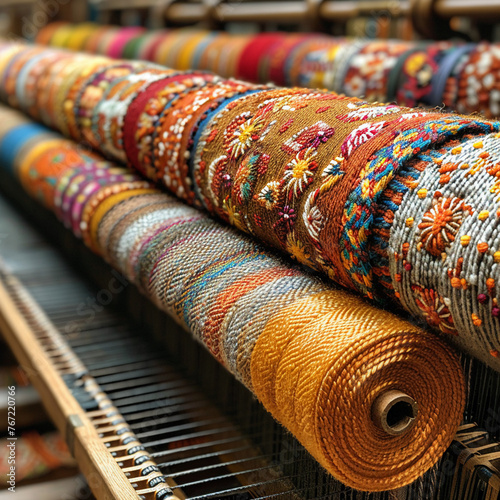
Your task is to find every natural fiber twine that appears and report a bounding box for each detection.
[0,104,466,491]
[251,290,465,491]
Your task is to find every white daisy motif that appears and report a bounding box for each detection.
[341,121,385,158]
[283,148,318,198]
[303,190,323,244]
[340,103,400,122]
[227,114,264,159]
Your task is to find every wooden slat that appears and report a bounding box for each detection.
[0,278,139,500]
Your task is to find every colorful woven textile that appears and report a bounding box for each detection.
[37,23,500,118]
[0,430,74,483]
[0,103,465,492]
[0,42,500,372]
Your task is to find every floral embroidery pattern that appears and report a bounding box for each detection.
[417,196,468,257]
[341,41,412,101]
[341,122,385,159]
[286,232,311,265]
[396,44,452,108]
[456,43,500,118]
[257,181,281,209]
[224,112,265,159]
[274,205,296,242]
[412,285,457,335]
[283,147,318,198]
[282,121,335,154]
[222,197,245,231]
[336,102,400,123]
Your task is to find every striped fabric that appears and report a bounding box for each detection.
[37,23,500,119]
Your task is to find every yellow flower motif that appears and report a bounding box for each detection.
[286,233,311,265]
[222,198,246,232]
[405,53,426,77]
[230,115,264,158]
[316,255,338,280]
[283,148,318,197]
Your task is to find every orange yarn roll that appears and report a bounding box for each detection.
[250,290,465,491]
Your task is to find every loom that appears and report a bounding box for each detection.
[1,4,500,498]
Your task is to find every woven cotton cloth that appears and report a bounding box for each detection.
[36,23,500,118]
[0,104,465,492]
[0,42,500,373]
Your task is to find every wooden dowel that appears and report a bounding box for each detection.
[434,0,500,19]
[90,0,158,9]
[167,3,209,24]
[320,0,409,21]
[91,0,500,24]
[216,2,308,23]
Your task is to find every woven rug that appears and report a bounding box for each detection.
[0,103,465,492]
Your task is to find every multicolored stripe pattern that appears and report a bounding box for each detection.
[37,23,500,119]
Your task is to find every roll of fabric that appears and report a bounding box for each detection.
[339,40,414,101]
[454,42,500,119]
[393,42,454,108]
[0,42,499,371]
[35,23,500,118]
[0,103,465,492]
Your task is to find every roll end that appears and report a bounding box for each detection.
[372,390,418,436]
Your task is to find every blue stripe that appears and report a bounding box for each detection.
[0,124,47,173]
[189,88,266,203]
[191,32,218,69]
[428,44,476,108]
